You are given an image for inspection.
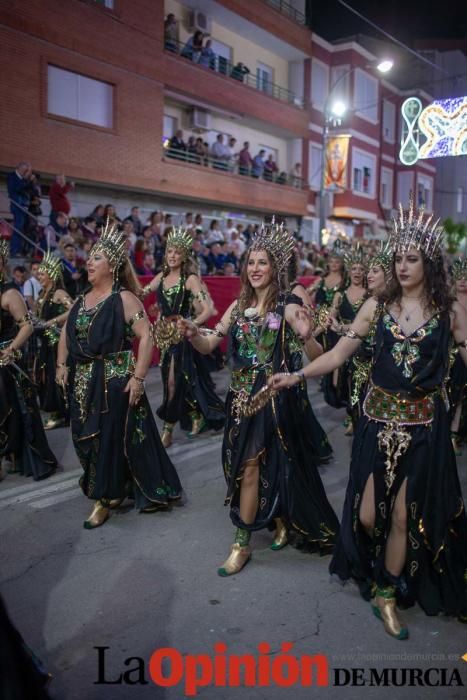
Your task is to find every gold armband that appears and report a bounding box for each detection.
[63,297,74,309]
[17,312,33,327]
[194,290,208,303]
[343,328,364,341]
[142,284,153,298]
[129,310,145,327]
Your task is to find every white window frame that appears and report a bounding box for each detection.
[330,64,350,106]
[47,64,113,129]
[380,166,393,208]
[308,142,323,190]
[351,147,376,198]
[209,39,232,74]
[416,173,434,212]
[257,62,274,95]
[163,114,177,140]
[311,58,329,112]
[354,68,378,124]
[382,99,396,144]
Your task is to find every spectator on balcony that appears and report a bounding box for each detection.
[42,212,68,251]
[194,213,204,235]
[81,216,98,243]
[25,190,42,244]
[238,142,253,176]
[164,13,178,53]
[231,62,250,82]
[193,137,207,166]
[124,206,143,237]
[263,155,278,182]
[181,30,204,63]
[290,162,302,188]
[49,174,74,224]
[223,219,237,242]
[168,130,186,160]
[211,134,230,170]
[205,242,227,274]
[187,136,199,163]
[205,219,224,245]
[199,39,216,69]
[7,161,33,256]
[226,137,237,172]
[277,170,288,185]
[103,203,121,224]
[89,204,105,226]
[251,149,266,178]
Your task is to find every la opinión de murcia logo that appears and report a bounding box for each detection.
[94,644,465,695]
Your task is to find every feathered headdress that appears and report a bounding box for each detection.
[451,256,467,281]
[0,239,9,263]
[392,198,444,260]
[38,251,62,282]
[368,239,394,279]
[343,242,368,269]
[90,218,127,271]
[249,216,295,276]
[166,228,193,260]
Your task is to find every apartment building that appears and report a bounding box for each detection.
[0,0,437,238]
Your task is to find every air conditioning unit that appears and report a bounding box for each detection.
[188,10,212,34]
[188,108,211,131]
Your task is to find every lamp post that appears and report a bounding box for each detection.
[318,59,393,247]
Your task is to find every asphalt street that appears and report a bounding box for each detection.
[0,368,466,700]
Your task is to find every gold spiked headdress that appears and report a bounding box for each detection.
[249,217,295,276]
[368,239,394,278]
[0,239,9,262]
[38,251,62,283]
[90,218,127,270]
[343,242,368,269]
[165,228,193,260]
[451,256,467,281]
[392,199,444,261]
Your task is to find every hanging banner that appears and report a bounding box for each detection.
[324,135,350,190]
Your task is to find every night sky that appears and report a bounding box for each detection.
[310,0,467,43]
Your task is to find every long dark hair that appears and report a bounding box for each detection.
[238,248,282,313]
[117,259,142,296]
[384,251,452,313]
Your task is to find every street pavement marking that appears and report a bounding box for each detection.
[0,468,81,501]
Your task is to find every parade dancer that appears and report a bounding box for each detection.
[142,229,225,448]
[448,257,467,455]
[0,241,57,480]
[56,222,182,529]
[179,221,339,576]
[271,203,467,638]
[35,252,73,429]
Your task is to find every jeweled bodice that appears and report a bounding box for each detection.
[371,308,449,394]
[315,278,345,307]
[339,291,366,323]
[74,297,133,350]
[156,277,192,319]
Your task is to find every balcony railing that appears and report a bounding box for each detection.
[163,145,305,189]
[164,38,303,108]
[263,0,306,25]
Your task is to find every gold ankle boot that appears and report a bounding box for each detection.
[188,413,206,438]
[83,501,110,530]
[217,543,251,577]
[271,518,288,550]
[161,422,174,448]
[372,587,408,640]
[108,498,125,509]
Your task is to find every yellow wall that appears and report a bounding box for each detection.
[164,101,291,170]
[165,0,289,89]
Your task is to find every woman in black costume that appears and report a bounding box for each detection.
[272,204,467,639]
[142,229,225,447]
[0,241,57,480]
[179,222,339,576]
[34,252,73,429]
[448,257,467,455]
[56,222,182,529]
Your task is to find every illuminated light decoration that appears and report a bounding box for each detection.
[400,95,467,165]
[418,96,467,159]
[399,97,423,166]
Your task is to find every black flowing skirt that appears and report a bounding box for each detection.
[222,370,339,549]
[0,365,57,480]
[157,339,225,431]
[330,400,467,618]
[71,373,182,509]
[36,335,68,417]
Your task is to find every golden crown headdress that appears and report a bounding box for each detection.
[38,251,62,282]
[91,218,127,270]
[392,198,444,261]
[0,239,9,262]
[451,256,467,281]
[343,242,368,269]
[166,228,193,259]
[368,239,394,278]
[249,216,295,276]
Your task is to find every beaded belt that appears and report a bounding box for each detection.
[74,350,136,421]
[363,383,436,426]
[230,368,261,394]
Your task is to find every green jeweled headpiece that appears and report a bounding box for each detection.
[368,239,394,279]
[166,228,193,260]
[249,216,295,276]
[90,218,128,271]
[343,242,368,270]
[38,251,62,282]
[0,239,9,263]
[392,197,444,261]
[451,256,467,281]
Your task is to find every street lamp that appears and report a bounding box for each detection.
[318,59,394,247]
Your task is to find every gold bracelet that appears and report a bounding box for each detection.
[133,375,145,383]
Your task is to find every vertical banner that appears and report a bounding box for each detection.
[324,135,350,190]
